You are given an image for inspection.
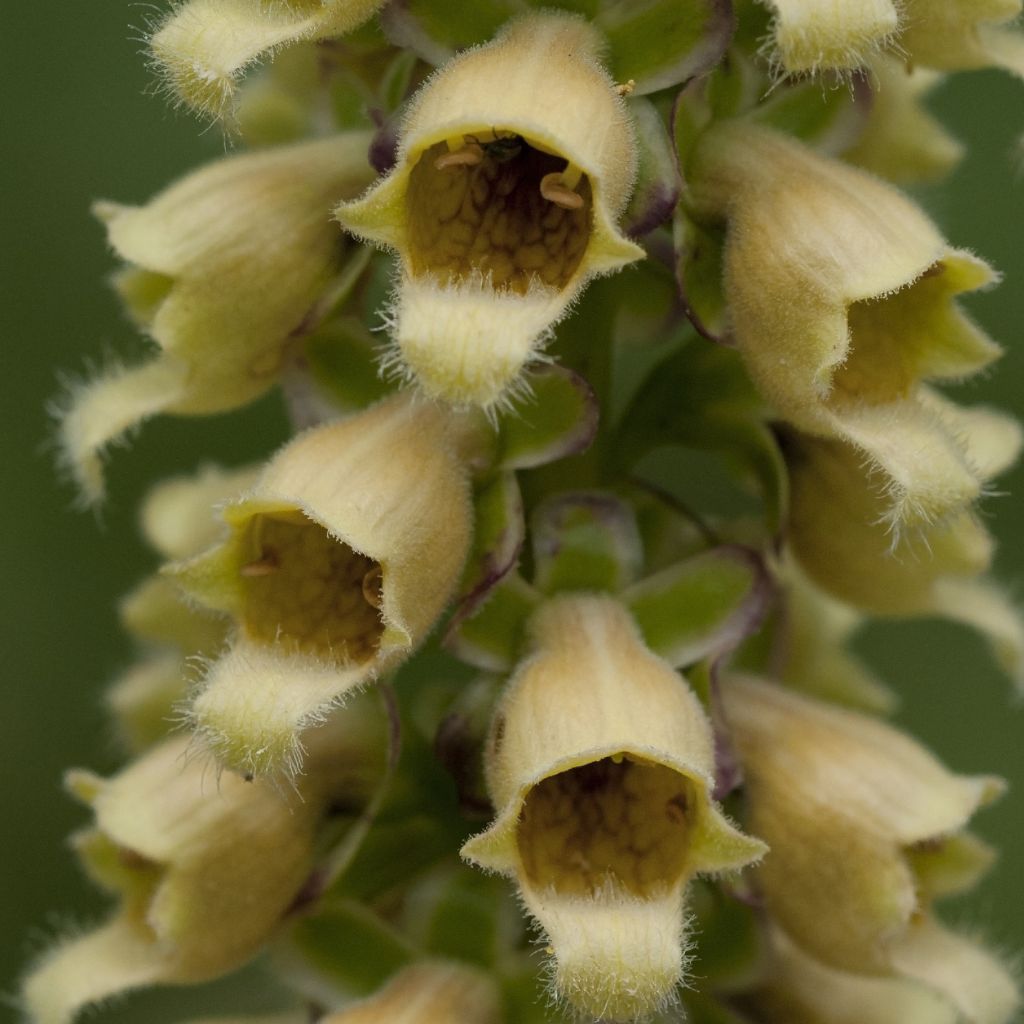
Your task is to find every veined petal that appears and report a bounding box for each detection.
[336,12,644,410]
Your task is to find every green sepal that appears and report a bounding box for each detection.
[380,0,522,64]
[304,315,391,412]
[283,899,416,999]
[615,340,788,535]
[623,545,770,668]
[626,483,713,572]
[596,0,734,96]
[674,211,728,341]
[446,572,541,672]
[689,879,765,989]
[621,97,681,238]
[451,472,525,630]
[404,866,521,968]
[751,77,869,153]
[496,366,598,471]
[531,491,643,594]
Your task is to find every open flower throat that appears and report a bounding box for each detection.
[407,134,592,294]
[517,756,692,898]
[238,510,383,662]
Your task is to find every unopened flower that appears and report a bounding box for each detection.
[335,12,644,410]
[719,675,1018,1022]
[21,704,386,1024]
[60,133,376,504]
[106,463,259,750]
[321,961,501,1024]
[170,393,472,778]
[461,595,765,1022]
[687,121,1005,529]
[149,0,387,123]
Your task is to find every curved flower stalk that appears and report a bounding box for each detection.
[461,595,765,1022]
[784,429,1024,686]
[107,463,260,750]
[59,133,376,504]
[321,961,501,1024]
[336,11,644,410]
[170,393,473,779]
[149,0,387,123]
[719,675,1019,1023]
[20,701,386,1024]
[687,120,1005,530]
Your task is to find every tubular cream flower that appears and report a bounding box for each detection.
[20,709,385,1024]
[60,133,376,504]
[335,12,644,410]
[899,0,1024,75]
[687,121,1005,529]
[461,595,765,1022]
[321,961,501,1024]
[719,675,1018,1022]
[170,393,472,778]
[106,463,260,750]
[149,0,387,123]
[759,0,900,75]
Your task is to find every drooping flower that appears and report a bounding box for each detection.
[335,11,644,410]
[60,133,375,504]
[687,120,1006,529]
[21,699,386,1024]
[461,595,765,1021]
[170,393,473,778]
[149,0,387,123]
[719,675,1019,1023]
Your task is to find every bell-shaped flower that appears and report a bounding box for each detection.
[335,12,644,411]
[785,428,1024,687]
[59,133,376,504]
[461,595,765,1022]
[719,675,1017,1022]
[169,393,472,779]
[899,0,1024,76]
[321,962,501,1024]
[20,700,386,1024]
[106,463,259,750]
[149,0,387,123]
[687,121,1005,529]
[747,924,1016,1024]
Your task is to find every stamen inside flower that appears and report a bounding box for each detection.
[407,133,593,293]
[517,756,692,896]
[237,510,383,662]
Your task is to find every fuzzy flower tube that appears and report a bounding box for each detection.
[22,4,1024,1024]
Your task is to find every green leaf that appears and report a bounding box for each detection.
[597,0,734,96]
[531,491,643,593]
[615,340,789,534]
[496,366,598,471]
[304,315,390,411]
[446,572,540,672]
[674,211,728,341]
[623,545,770,668]
[285,900,416,998]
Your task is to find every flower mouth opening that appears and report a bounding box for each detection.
[237,510,384,662]
[406,133,593,295]
[517,756,693,898]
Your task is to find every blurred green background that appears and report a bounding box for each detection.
[2,5,1022,1021]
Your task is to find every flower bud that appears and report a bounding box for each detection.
[149,0,386,122]
[687,121,1006,529]
[171,393,472,778]
[461,595,765,1021]
[719,676,1006,1000]
[335,12,644,410]
[60,134,376,503]
[21,705,385,1024]
[321,961,501,1024]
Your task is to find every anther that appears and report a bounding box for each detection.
[435,143,484,171]
[361,565,383,608]
[615,79,636,97]
[240,555,279,577]
[540,171,584,210]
